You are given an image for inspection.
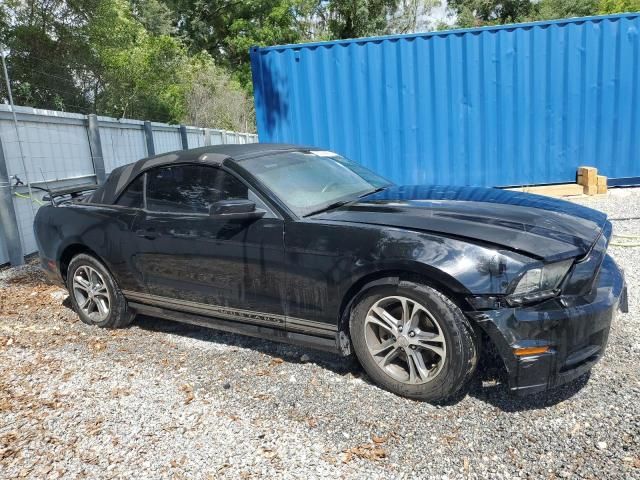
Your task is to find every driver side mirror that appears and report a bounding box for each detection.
[209,199,266,220]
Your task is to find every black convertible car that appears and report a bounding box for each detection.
[35,144,627,401]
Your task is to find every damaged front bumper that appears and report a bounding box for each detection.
[468,254,627,396]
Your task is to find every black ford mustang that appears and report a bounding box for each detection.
[34,144,628,401]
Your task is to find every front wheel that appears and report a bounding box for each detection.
[350,280,477,402]
[66,253,134,329]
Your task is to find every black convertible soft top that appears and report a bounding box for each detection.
[89,143,303,205]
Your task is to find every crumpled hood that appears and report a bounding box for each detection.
[313,185,608,261]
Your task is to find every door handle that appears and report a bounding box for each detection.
[135,229,158,240]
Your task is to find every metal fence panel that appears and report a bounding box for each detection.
[186,128,205,148]
[0,108,95,259]
[152,125,183,154]
[99,118,148,173]
[12,188,48,257]
[223,131,240,145]
[0,110,94,184]
[251,13,640,187]
[0,227,8,264]
[0,105,258,264]
[210,130,226,145]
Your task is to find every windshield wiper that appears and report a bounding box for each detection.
[304,186,391,217]
[358,186,389,198]
[303,199,353,217]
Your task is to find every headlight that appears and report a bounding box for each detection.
[508,259,574,305]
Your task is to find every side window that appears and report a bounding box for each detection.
[116,174,144,208]
[248,189,272,213]
[146,165,249,214]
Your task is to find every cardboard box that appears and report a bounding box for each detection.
[577,166,598,186]
[597,175,607,194]
[583,184,598,195]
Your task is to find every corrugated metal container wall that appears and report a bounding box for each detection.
[251,13,640,187]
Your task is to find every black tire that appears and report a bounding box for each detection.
[66,253,135,329]
[349,280,477,402]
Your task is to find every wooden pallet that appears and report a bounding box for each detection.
[507,184,586,197]
[507,166,608,198]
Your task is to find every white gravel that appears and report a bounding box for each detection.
[1,189,639,479]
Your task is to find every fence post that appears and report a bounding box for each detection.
[144,121,155,156]
[204,128,211,146]
[179,125,188,150]
[87,114,106,184]
[0,135,24,266]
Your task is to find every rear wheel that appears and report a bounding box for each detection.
[66,254,134,328]
[350,280,477,401]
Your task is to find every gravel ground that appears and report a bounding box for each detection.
[1,189,639,479]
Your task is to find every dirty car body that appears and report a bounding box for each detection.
[34,144,628,397]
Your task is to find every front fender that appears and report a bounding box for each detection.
[339,227,532,297]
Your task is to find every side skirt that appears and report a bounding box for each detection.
[128,301,340,354]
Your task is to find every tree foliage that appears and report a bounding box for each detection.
[160,0,301,89]
[130,0,175,35]
[537,0,600,20]
[326,0,398,38]
[448,0,534,27]
[183,58,255,132]
[162,0,438,89]
[87,0,191,120]
[1,0,251,129]
[0,0,97,112]
[447,0,619,28]
[598,0,640,13]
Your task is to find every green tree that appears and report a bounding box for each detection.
[537,0,599,20]
[88,0,192,120]
[598,0,640,12]
[447,0,538,26]
[0,0,98,112]
[183,56,255,132]
[326,0,398,38]
[0,0,259,126]
[388,0,442,33]
[163,0,440,91]
[163,0,305,89]
[447,0,602,28]
[130,0,175,35]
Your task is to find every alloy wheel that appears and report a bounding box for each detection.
[364,296,447,384]
[72,265,111,323]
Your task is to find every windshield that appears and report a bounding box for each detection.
[240,150,393,217]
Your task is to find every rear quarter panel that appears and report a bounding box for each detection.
[34,204,144,291]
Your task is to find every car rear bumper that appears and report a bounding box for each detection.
[469,254,627,396]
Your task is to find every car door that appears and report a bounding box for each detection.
[132,163,288,324]
[106,173,150,292]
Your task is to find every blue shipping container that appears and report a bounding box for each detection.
[251,13,640,187]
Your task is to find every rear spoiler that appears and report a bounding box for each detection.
[42,183,98,206]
